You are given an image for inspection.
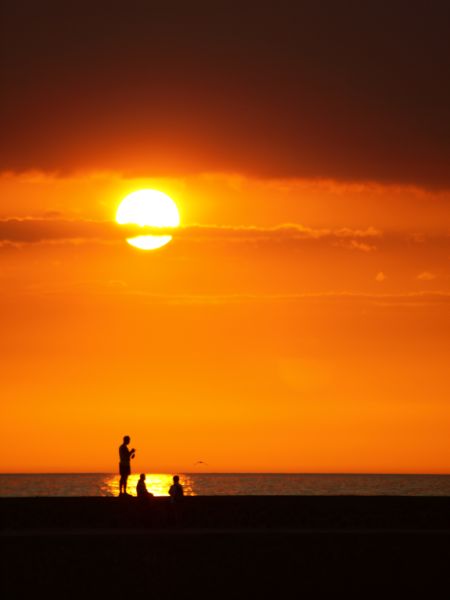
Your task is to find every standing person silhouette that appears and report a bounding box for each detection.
[119,435,135,496]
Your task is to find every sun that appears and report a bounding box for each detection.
[116,189,180,250]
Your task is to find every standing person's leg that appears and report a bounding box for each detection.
[119,464,127,495]
[123,464,131,495]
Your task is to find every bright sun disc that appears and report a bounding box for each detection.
[116,189,180,250]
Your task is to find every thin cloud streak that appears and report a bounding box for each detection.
[2,220,449,266]
[0,218,382,246]
[15,282,450,306]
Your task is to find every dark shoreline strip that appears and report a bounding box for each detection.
[2,495,450,532]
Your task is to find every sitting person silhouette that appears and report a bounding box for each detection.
[136,473,153,499]
[169,475,184,503]
[168,475,184,525]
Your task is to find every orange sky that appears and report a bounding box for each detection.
[1,171,449,473]
[1,2,449,473]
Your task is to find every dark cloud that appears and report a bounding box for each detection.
[1,1,449,186]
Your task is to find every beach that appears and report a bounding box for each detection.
[2,496,449,598]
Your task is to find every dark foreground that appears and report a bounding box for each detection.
[2,496,450,598]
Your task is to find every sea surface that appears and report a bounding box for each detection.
[1,473,449,497]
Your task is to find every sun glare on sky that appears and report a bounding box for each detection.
[116,189,180,250]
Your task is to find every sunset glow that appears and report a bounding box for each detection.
[1,3,449,476]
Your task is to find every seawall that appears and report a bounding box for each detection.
[2,496,449,598]
[2,495,450,530]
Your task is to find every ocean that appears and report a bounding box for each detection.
[1,473,449,497]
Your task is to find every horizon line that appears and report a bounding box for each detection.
[1,471,449,477]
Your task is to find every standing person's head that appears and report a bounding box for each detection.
[123,435,130,445]
[173,475,179,484]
